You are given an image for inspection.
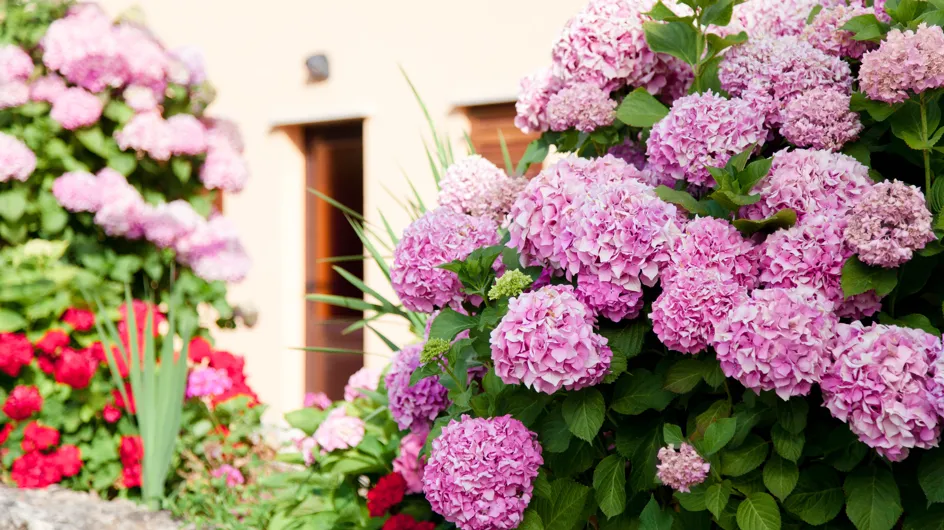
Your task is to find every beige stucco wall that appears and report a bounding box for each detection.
[97,0,586,421]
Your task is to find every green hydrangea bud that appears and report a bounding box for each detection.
[488,269,533,300]
[420,338,450,365]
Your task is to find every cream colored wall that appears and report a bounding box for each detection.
[97,0,587,421]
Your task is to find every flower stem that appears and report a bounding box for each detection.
[920,96,933,196]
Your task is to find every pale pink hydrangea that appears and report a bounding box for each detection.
[123,84,161,112]
[115,111,173,161]
[313,407,365,453]
[0,132,36,182]
[200,143,249,193]
[391,208,500,312]
[41,5,127,92]
[652,269,748,355]
[646,91,766,188]
[94,169,150,239]
[0,81,28,109]
[657,443,710,493]
[575,275,644,323]
[491,285,611,394]
[760,216,882,318]
[873,0,891,21]
[298,436,318,466]
[30,75,67,103]
[385,344,450,432]
[929,353,944,419]
[821,322,942,461]
[424,415,542,530]
[514,68,562,134]
[211,464,245,487]
[731,0,828,38]
[392,431,427,494]
[844,180,935,268]
[170,46,207,85]
[713,288,837,400]
[142,200,203,249]
[546,82,616,132]
[720,36,852,127]
[607,137,647,171]
[167,114,208,155]
[666,217,759,288]
[52,170,101,212]
[175,215,250,283]
[437,155,527,224]
[50,87,103,130]
[304,392,332,410]
[860,24,944,104]
[205,118,245,152]
[743,149,872,222]
[189,242,250,283]
[781,88,862,151]
[115,24,168,93]
[803,5,876,59]
[0,45,33,83]
[343,366,380,402]
[186,366,233,398]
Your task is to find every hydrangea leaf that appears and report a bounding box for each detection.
[919,448,944,505]
[701,418,737,455]
[736,492,781,530]
[721,435,768,477]
[594,454,628,518]
[611,369,675,415]
[844,466,902,530]
[763,455,799,501]
[841,255,898,297]
[771,425,804,462]
[783,465,844,525]
[562,388,605,441]
[706,480,734,518]
[639,495,675,530]
[616,88,671,127]
[643,21,699,66]
[533,478,590,530]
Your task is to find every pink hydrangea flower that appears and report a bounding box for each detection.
[575,275,644,323]
[313,407,365,453]
[52,170,101,212]
[844,180,935,268]
[743,149,872,223]
[607,137,648,171]
[167,114,208,156]
[205,118,245,152]
[343,366,380,402]
[490,285,611,394]
[115,111,173,161]
[720,36,852,127]
[646,91,767,188]
[929,352,944,419]
[546,82,616,132]
[437,155,527,224]
[0,132,36,182]
[200,143,250,193]
[760,215,882,318]
[873,0,892,21]
[142,200,203,249]
[803,5,876,59]
[424,415,542,530]
[657,443,710,492]
[30,75,67,103]
[713,288,837,400]
[186,366,233,398]
[666,216,759,288]
[175,215,250,283]
[304,392,332,410]
[385,344,450,432]
[50,87,103,130]
[170,46,207,85]
[514,68,562,134]
[298,436,318,466]
[781,88,862,151]
[860,23,944,104]
[731,0,830,38]
[0,45,33,83]
[94,168,150,238]
[391,208,500,312]
[190,243,250,283]
[123,84,161,112]
[41,5,127,92]
[652,268,748,355]
[115,24,168,93]
[211,464,245,487]
[392,431,427,494]
[0,81,28,109]
[822,322,942,462]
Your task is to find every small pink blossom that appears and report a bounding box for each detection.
[0,45,33,83]
[657,443,710,492]
[313,407,365,453]
[29,75,67,103]
[860,23,944,104]
[781,88,862,151]
[344,366,380,402]
[167,114,208,155]
[392,431,427,494]
[50,87,103,130]
[844,180,935,268]
[0,132,36,182]
[304,392,331,410]
[52,171,101,212]
[211,464,244,487]
[546,82,616,132]
[514,68,562,134]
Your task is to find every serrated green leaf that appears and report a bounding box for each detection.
[534,478,591,530]
[640,496,675,530]
[611,368,674,415]
[702,417,737,455]
[664,424,685,446]
[643,20,699,65]
[594,454,628,518]
[733,209,797,236]
[783,465,844,525]
[721,435,769,477]
[919,448,944,505]
[841,255,899,297]
[844,466,902,530]
[616,88,671,127]
[664,359,708,393]
[771,425,804,462]
[736,493,782,530]
[562,388,605,442]
[764,455,799,501]
[706,481,734,519]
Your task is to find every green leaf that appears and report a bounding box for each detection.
[702,417,737,455]
[879,312,941,335]
[598,319,648,361]
[0,308,27,332]
[771,425,804,462]
[738,157,773,192]
[428,307,475,341]
[664,359,707,393]
[721,435,769,477]
[643,20,699,65]
[733,209,797,236]
[891,100,940,150]
[534,478,591,530]
[776,398,808,435]
[499,387,551,427]
[783,465,844,526]
[655,185,704,215]
[519,509,545,530]
[850,92,901,122]
[594,454,628,518]
[841,255,899,297]
[840,13,887,41]
[103,100,135,124]
[664,424,685,447]
[736,493,782,530]
[616,416,665,492]
[0,188,28,222]
[706,481,734,519]
[648,1,681,20]
[764,455,799,501]
[844,466,902,530]
[611,369,674,415]
[676,483,709,512]
[171,158,192,183]
[75,127,113,157]
[903,505,944,530]
[616,88,671,127]
[700,0,734,26]
[539,407,573,453]
[919,448,944,505]
[639,496,675,530]
[562,388,605,442]
[517,138,550,175]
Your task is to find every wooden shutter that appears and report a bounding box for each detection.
[464,103,541,177]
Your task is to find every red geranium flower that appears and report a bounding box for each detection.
[0,332,33,377]
[61,308,95,332]
[54,444,82,477]
[2,385,42,420]
[188,336,213,363]
[382,514,436,530]
[119,435,143,466]
[35,329,69,355]
[367,472,407,517]
[11,451,62,488]
[113,383,136,414]
[0,423,13,445]
[53,347,98,389]
[22,421,60,452]
[102,404,121,423]
[121,462,142,488]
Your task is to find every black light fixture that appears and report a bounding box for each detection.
[306,54,329,82]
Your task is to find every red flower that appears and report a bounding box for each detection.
[103,404,121,423]
[53,347,98,389]
[121,463,142,488]
[119,435,143,466]
[367,472,407,517]
[35,329,69,355]
[113,383,136,414]
[2,385,42,420]
[11,451,62,488]
[61,308,95,332]
[188,336,213,363]
[0,332,33,377]
[382,514,436,530]
[0,423,12,445]
[22,422,59,452]
[54,444,82,477]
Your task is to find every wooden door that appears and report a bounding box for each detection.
[465,103,541,177]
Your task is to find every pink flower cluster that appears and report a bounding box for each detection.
[0,132,36,182]
[313,407,366,454]
[781,88,862,151]
[822,323,942,461]
[802,5,876,59]
[859,24,944,104]
[843,180,935,268]
[731,0,829,38]
[185,366,234,399]
[392,431,427,494]
[575,275,644,322]
[29,75,67,103]
[343,366,380,402]
[656,443,710,492]
[0,45,33,110]
[115,112,212,162]
[514,68,562,134]
[546,82,616,132]
[646,91,767,188]
[49,87,103,130]
[211,464,245,487]
[391,208,500,312]
[424,415,542,530]
[437,155,527,224]
[607,137,648,171]
[490,285,611,394]
[385,344,450,432]
[667,217,759,288]
[304,392,332,410]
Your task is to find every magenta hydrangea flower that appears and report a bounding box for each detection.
[391,208,500,312]
[186,366,233,398]
[0,81,28,109]
[50,87,103,130]
[424,415,542,530]
[437,155,527,224]
[200,142,249,192]
[720,36,852,127]
[94,169,150,238]
[646,91,766,188]
[385,344,450,432]
[52,170,101,212]
[29,75,67,103]
[115,111,173,161]
[803,5,876,59]
[760,215,882,318]
[167,114,208,156]
[575,275,644,323]
[844,180,935,268]
[652,268,748,354]
[0,132,36,182]
[546,82,616,132]
[313,407,365,453]
[304,392,332,410]
[821,322,942,462]
[343,366,380,402]
[392,431,427,494]
[743,149,872,222]
[713,288,837,399]
[666,216,759,288]
[0,45,33,83]
[514,68,562,134]
[657,443,710,493]
[490,285,611,394]
[41,5,127,92]
[860,24,944,104]
[211,464,245,487]
[142,200,203,249]
[781,88,862,151]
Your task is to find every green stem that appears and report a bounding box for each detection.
[920,95,933,195]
